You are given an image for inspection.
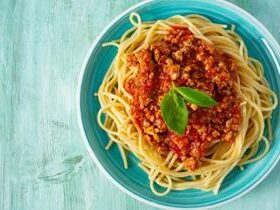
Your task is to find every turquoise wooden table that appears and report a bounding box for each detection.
[1,0,280,209]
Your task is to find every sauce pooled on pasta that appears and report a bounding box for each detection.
[125,27,242,170]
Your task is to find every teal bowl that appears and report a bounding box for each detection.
[77,0,280,209]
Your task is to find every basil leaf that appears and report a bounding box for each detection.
[175,87,217,107]
[161,90,189,135]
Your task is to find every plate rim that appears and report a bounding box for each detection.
[76,0,280,209]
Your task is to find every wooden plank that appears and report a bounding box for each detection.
[0,0,279,210]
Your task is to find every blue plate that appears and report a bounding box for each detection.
[77,0,280,209]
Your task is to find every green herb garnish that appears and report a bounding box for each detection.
[174,86,217,107]
[161,86,217,135]
[161,89,189,135]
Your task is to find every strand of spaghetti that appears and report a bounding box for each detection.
[105,140,114,150]
[240,137,270,165]
[118,144,128,169]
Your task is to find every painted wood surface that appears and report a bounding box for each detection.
[0,0,279,209]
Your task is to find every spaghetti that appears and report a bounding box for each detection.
[97,13,278,196]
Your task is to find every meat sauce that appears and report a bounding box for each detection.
[124,27,241,170]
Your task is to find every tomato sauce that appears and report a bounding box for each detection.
[125,27,241,170]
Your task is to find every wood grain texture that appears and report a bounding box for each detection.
[0,0,279,210]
